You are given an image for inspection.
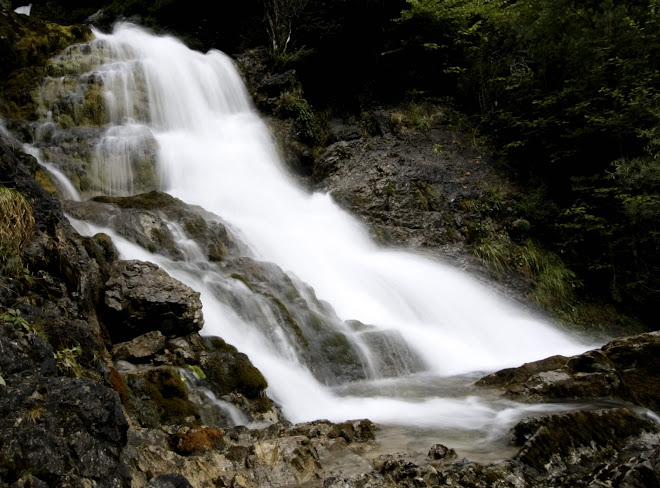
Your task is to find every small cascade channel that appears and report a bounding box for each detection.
[15,22,605,457]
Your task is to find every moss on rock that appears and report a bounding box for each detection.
[0,11,91,122]
[201,336,269,402]
[124,367,200,428]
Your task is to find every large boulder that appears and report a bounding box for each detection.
[200,336,269,404]
[476,331,660,413]
[104,260,204,342]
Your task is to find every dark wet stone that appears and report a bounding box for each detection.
[104,260,204,342]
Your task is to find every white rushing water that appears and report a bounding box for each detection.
[62,23,598,441]
[0,121,81,201]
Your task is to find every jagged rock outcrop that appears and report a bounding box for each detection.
[118,419,377,488]
[64,192,246,262]
[312,110,492,251]
[104,260,204,342]
[0,115,280,485]
[476,331,660,413]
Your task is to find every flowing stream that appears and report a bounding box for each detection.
[29,23,601,457]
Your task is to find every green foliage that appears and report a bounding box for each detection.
[393,0,660,174]
[279,90,323,144]
[0,308,31,332]
[187,364,206,380]
[55,346,84,377]
[392,0,660,327]
[555,124,660,321]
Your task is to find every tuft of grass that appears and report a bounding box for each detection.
[389,103,441,133]
[475,236,579,310]
[28,407,46,424]
[522,243,578,308]
[0,186,35,277]
[474,236,512,273]
[271,46,315,70]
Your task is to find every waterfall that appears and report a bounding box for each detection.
[45,23,596,439]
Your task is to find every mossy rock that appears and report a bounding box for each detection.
[201,336,268,400]
[123,367,200,428]
[0,11,91,122]
[174,427,225,455]
[93,191,181,211]
[34,168,57,195]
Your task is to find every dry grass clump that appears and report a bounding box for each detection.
[0,186,34,248]
[0,186,35,275]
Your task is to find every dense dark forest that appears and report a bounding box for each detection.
[14,0,660,329]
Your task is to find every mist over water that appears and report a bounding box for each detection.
[61,23,597,444]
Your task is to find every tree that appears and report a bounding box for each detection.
[264,0,310,55]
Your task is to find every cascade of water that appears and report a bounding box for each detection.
[14,4,32,16]
[57,23,597,435]
[0,121,81,201]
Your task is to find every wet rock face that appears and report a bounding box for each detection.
[0,8,91,122]
[64,192,245,262]
[476,331,660,412]
[312,120,492,252]
[104,260,204,342]
[513,408,659,474]
[0,376,130,486]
